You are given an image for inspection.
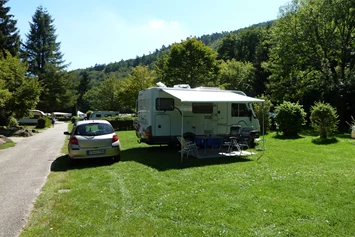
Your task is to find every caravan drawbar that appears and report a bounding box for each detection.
[135,83,264,145]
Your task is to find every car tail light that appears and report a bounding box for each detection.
[145,126,151,137]
[112,134,119,143]
[69,136,79,145]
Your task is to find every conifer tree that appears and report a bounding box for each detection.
[0,0,20,57]
[21,6,65,76]
[77,72,91,112]
[21,6,76,112]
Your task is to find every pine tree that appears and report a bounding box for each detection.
[77,71,91,112]
[21,6,65,76]
[0,0,20,57]
[21,6,76,112]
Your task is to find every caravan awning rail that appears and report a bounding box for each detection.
[161,88,264,103]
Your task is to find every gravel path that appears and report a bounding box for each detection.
[0,122,67,237]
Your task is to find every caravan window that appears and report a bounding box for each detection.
[231,103,249,117]
[156,98,174,111]
[192,103,213,114]
[33,114,41,119]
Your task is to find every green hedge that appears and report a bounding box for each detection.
[36,117,52,128]
[71,116,82,123]
[104,115,136,131]
[108,120,135,130]
[68,115,136,131]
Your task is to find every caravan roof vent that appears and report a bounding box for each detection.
[195,86,221,91]
[156,82,167,88]
[173,84,191,89]
[232,90,247,96]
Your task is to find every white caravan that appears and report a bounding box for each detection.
[89,111,120,120]
[18,110,46,125]
[135,83,264,145]
[53,112,72,121]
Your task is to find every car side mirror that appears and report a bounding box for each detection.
[63,131,70,135]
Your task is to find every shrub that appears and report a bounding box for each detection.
[104,115,135,131]
[7,116,18,128]
[86,110,93,119]
[253,95,273,133]
[275,101,306,136]
[310,102,338,139]
[71,116,81,124]
[36,117,52,128]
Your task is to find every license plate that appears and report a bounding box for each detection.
[87,149,106,155]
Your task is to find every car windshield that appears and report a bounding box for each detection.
[74,123,114,136]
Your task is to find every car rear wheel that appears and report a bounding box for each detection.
[113,154,121,162]
[67,156,77,166]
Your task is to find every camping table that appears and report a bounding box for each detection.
[194,135,224,154]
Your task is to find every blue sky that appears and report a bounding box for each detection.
[9,0,288,70]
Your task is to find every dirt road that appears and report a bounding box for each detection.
[0,122,67,237]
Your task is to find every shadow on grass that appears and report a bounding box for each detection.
[311,137,339,145]
[300,129,319,136]
[119,146,252,171]
[272,133,305,140]
[51,154,115,172]
[51,146,253,172]
[333,133,352,139]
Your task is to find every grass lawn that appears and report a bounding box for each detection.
[20,128,355,237]
[0,140,15,149]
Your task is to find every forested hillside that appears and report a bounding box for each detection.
[1,0,354,130]
[75,21,273,81]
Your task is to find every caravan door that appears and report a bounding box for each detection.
[217,103,228,135]
[154,114,171,137]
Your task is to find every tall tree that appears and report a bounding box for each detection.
[253,26,272,95]
[83,75,121,111]
[234,27,263,63]
[0,0,20,57]
[21,6,75,112]
[21,6,65,76]
[217,33,238,61]
[76,71,91,112]
[219,59,256,93]
[155,38,219,88]
[36,63,76,112]
[118,66,155,110]
[217,27,271,95]
[264,0,355,123]
[0,54,42,125]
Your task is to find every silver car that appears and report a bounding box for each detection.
[64,120,121,162]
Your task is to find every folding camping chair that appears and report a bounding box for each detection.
[222,125,248,155]
[177,136,199,162]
